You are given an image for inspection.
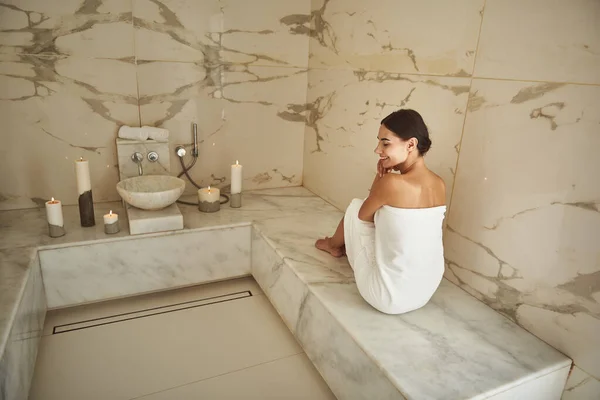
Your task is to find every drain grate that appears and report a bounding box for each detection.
[52,290,252,334]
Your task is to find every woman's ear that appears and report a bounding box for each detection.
[408,137,418,152]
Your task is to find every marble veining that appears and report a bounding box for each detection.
[0,187,575,399]
[308,281,569,399]
[250,200,571,399]
[308,0,484,76]
[40,225,251,308]
[295,291,405,400]
[563,367,600,400]
[303,68,469,210]
[445,80,600,379]
[0,52,140,211]
[1,0,310,210]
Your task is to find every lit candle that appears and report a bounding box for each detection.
[103,210,120,234]
[45,197,65,238]
[230,160,243,208]
[198,186,220,213]
[231,160,242,194]
[75,157,95,227]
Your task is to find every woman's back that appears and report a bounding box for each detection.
[384,167,446,210]
[364,165,447,314]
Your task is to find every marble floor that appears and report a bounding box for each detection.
[28,277,335,400]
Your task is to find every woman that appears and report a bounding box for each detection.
[315,109,446,314]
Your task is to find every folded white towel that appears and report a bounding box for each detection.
[142,126,169,141]
[118,126,148,141]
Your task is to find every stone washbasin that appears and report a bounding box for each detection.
[116,175,185,210]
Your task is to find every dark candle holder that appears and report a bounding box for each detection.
[78,190,95,227]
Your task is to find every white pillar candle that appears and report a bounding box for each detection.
[45,197,65,237]
[198,186,220,212]
[231,160,243,194]
[45,197,64,226]
[75,157,92,195]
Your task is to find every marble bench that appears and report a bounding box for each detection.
[250,210,572,400]
[0,187,571,399]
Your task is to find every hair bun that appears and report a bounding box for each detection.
[381,109,432,156]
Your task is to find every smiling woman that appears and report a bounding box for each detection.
[315,109,447,314]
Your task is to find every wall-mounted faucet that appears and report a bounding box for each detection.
[131,152,143,176]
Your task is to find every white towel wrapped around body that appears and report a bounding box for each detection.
[118,126,148,141]
[344,198,446,314]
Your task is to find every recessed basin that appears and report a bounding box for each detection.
[116,175,185,210]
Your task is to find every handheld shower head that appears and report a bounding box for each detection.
[192,123,198,158]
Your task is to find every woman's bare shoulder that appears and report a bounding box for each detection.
[428,170,447,201]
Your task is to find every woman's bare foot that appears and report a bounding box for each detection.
[315,237,345,258]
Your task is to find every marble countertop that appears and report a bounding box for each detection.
[0,186,570,399]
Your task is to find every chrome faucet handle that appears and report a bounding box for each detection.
[131,152,143,163]
[147,151,159,162]
[131,152,144,175]
[175,146,186,158]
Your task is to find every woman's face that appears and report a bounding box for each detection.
[374,125,414,168]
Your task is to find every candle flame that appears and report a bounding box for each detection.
[208,186,211,192]
[51,197,54,201]
[79,157,83,161]
[109,210,112,216]
[236,160,239,165]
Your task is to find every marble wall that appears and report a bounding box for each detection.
[302,0,600,397]
[0,0,310,210]
[302,0,483,207]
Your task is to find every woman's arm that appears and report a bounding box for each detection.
[359,174,394,222]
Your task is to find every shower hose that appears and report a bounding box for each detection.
[175,155,230,206]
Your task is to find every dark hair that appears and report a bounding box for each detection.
[381,109,432,155]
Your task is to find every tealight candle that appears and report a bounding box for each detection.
[198,186,220,213]
[103,210,120,234]
[230,160,243,208]
[45,197,65,238]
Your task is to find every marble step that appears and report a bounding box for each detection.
[251,219,572,400]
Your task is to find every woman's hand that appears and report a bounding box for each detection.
[377,159,391,177]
